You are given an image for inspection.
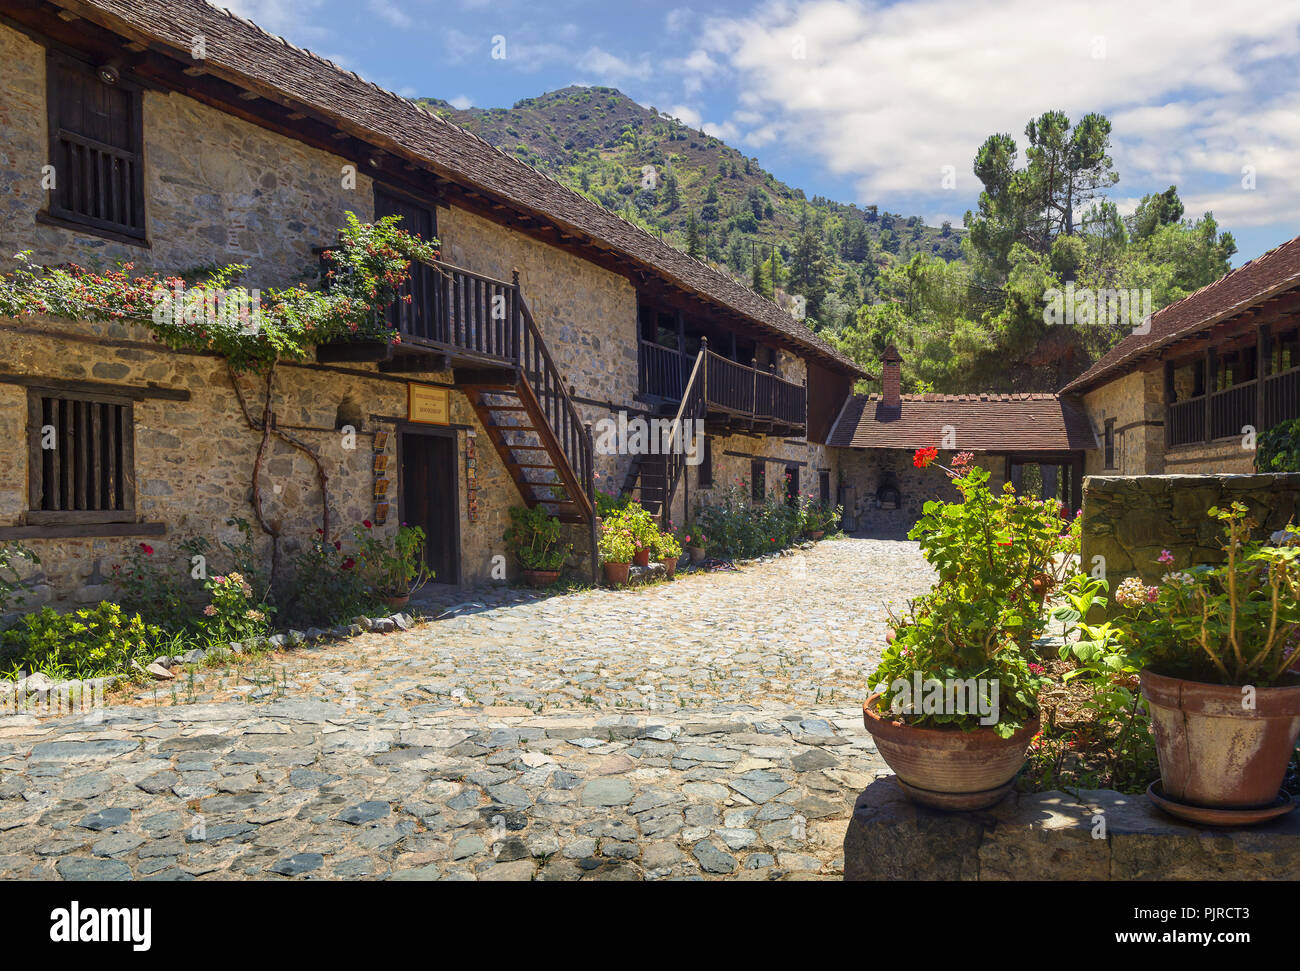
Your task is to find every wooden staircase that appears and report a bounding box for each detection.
[619,347,707,529]
[457,281,598,581]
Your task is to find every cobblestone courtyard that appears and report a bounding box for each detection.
[0,538,934,881]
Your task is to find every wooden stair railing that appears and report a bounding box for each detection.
[622,340,708,529]
[460,273,599,583]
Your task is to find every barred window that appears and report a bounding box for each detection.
[46,52,146,240]
[27,391,136,524]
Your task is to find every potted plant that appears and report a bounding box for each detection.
[1108,505,1300,821]
[353,521,431,607]
[862,449,1076,810]
[617,503,658,567]
[597,521,636,587]
[653,530,683,579]
[680,520,707,563]
[503,506,571,588]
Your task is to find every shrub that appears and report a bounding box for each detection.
[504,506,571,572]
[651,530,682,560]
[353,521,431,596]
[200,572,272,645]
[1257,417,1300,473]
[0,543,38,614]
[866,450,1079,735]
[0,602,161,681]
[275,534,375,628]
[111,540,203,632]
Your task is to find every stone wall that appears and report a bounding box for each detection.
[1080,473,1300,587]
[1162,440,1256,474]
[665,433,836,530]
[1081,370,1163,476]
[0,24,374,282]
[836,449,1008,537]
[844,778,1300,880]
[0,316,524,607]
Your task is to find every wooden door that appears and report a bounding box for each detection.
[399,430,459,585]
[374,187,438,340]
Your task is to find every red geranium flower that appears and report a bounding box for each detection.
[913,446,939,469]
[363,520,373,529]
[139,543,154,555]
[341,557,356,570]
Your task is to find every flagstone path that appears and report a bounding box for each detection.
[0,538,934,881]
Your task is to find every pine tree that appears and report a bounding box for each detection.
[686,212,702,259]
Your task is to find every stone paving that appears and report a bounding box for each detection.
[0,538,934,881]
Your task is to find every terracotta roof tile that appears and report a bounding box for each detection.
[827,394,1097,451]
[1061,233,1300,394]
[58,0,864,376]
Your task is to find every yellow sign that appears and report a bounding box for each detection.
[408,384,450,425]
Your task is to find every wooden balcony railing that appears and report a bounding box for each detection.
[1166,366,1300,447]
[644,342,807,428]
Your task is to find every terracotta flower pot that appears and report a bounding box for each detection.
[862,693,1039,810]
[1140,669,1300,810]
[808,530,825,541]
[521,569,560,588]
[688,546,706,563]
[381,594,410,609]
[633,549,651,567]
[602,561,630,586]
[661,557,677,579]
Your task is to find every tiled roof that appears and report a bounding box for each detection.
[827,393,1097,451]
[53,0,864,377]
[1061,233,1300,394]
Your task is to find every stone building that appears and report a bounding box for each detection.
[1061,233,1300,476]
[0,0,865,607]
[828,347,1096,533]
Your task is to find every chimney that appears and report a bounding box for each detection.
[881,345,902,408]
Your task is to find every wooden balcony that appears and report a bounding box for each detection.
[1166,364,1300,448]
[316,257,523,372]
[638,340,807,433]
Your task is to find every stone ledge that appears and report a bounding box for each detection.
[843,778,1300,880]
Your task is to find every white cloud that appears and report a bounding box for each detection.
[693,0,1300,225]
[449,94,474,110]
[366,0,413,29]
[578,47,654,81]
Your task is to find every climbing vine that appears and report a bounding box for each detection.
[0,212,439,586]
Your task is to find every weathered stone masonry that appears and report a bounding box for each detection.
[1080,473,1300,590]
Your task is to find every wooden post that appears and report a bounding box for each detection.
[751,356,759,418]
[584,421,599,585]
[1204,348,1216,443]
[1163,360,1175,449]
[1258,323,1271,433]
[700,336,709,409]
[510,270,522,365]
[768,363,776,420]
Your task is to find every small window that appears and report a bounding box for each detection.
[27,391,135,524]
[1103,418,1116,469]
[819,470,831,504]
[784,466,799,507]
[750,460,765,502]
[697,435,713,488]
[46,52,146,240]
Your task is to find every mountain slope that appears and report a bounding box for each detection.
[418,86,963,331]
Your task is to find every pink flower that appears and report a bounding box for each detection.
[139,543,154,556]
[203,605,217,617]
[1158,549,1175,566]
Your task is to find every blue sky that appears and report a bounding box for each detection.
[227,0,1300,264]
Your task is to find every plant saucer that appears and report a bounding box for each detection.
[1146,780,1295,827]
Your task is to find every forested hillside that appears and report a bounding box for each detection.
[420,86,959,333]
[422,91,1238,393]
